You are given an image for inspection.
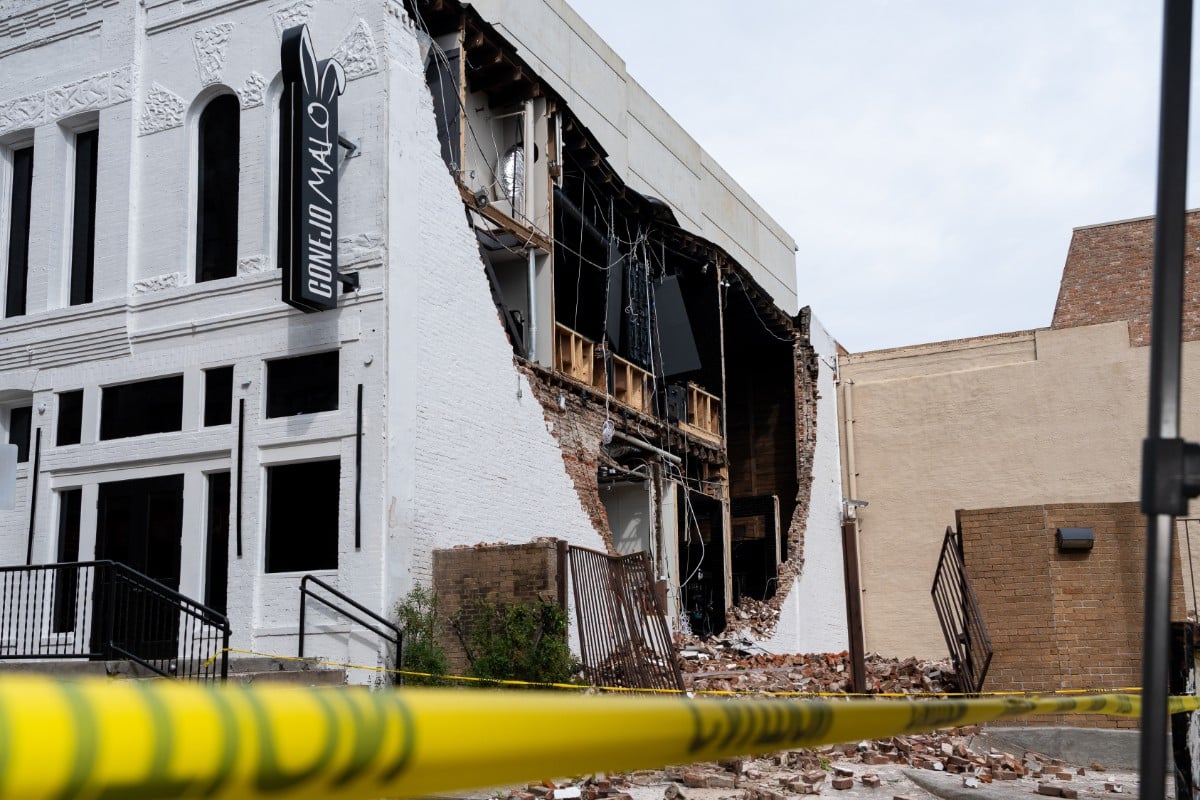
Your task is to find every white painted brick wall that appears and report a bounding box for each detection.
[0,0,836,680]
[757,314,849,654]
[380,10,606,606]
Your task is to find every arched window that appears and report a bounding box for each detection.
[196,94,240,282]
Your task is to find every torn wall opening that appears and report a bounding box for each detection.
[724,277,799,603]
[410,0,817,641]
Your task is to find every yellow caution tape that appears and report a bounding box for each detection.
[217,647,1145,698]
[0,675,1194,800]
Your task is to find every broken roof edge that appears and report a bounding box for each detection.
[411,0,799,312]
[407,0,799,341]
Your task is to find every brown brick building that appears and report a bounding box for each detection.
[839,211,1200,693]
[958,502,1184,725]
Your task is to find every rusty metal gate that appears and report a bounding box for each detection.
[568,546,684,692]
[931,526,992,694]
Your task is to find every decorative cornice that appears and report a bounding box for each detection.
[0,65,133,136]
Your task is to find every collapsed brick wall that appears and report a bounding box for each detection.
[523,367,618,552]
[1051,212,1200,346]
[959,502,1185,728]
[779,318,821,589]
[431,539,567,675]
[512,305,822,638]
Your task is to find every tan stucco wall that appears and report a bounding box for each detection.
[839,320,1200,658]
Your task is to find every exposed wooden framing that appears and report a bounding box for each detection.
[554,323,602,389]
[609,353,653,415]
[551,324,652,416]
[681,382,721,442]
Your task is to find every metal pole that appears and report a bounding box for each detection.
[1141,3,1193,797]
[298,580,307,659]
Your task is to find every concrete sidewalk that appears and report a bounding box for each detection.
[975,728,1147,772]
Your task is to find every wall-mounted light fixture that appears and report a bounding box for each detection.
[1056,527,1094,552]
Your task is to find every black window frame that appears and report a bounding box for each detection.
[69,129,98,305]
[263,459,340,573]
[99,375,184,441]
[7,405,30,463]
[5,143,33,318]
[52,488,82,633]
[204,471,231,614]
[203,365,234,427]
[265,350,339,418]
[56,390,83,447]
[196,94,240,283]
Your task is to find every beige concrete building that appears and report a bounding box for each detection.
[839,212,1200,659]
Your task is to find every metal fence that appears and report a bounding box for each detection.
[930,526,992,694]
[568,546,683,692]
[0,561,229,681]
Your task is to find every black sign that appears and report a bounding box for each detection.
[279,25,346,312]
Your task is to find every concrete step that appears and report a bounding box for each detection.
[0,656,346,686]
[0,659,161,679]
[230,667,348,686]
[225,656,347,687]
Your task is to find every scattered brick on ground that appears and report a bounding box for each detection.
[676,636,957,695]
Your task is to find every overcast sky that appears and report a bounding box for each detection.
[565,2,1184,352]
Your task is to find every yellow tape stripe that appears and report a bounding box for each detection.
[0,676,1193,800]
[219,647,1143,698]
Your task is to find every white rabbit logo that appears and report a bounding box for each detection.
[282,25,346,105]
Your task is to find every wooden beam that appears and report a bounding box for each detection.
[457,183,553,254]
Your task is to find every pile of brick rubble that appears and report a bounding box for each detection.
[499,640,1129,800]
[676,636,957,695]
[503,732,1123,800]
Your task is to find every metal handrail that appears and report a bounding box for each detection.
[105,561,231,681]
[0,559,230,681]
[298,574,402,682]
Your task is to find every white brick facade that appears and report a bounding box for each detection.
[0,0,834,678]
[0,0,609,677]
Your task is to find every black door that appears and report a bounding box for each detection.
[93,475,184,661]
